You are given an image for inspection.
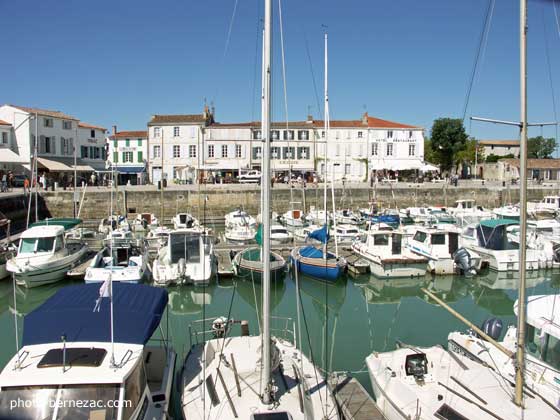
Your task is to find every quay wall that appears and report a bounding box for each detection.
[21,184,547,225]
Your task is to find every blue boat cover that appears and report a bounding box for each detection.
[22,283,168,346]
[299,245,336,259]
[308,225,329,244]
[370,214,400,226]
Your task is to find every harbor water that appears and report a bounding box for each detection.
[0,266,558,413]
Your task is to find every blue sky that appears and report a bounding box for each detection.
[1,0,559,142]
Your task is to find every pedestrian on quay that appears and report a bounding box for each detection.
[7,171,13,190]
[39,173,46,190]
[1,172,7,192]
[23,176,30,196]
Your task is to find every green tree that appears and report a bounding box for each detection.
[430,118,468,171]
[424,139,439,164]
[454,138,484,167]
[527,136,556,159]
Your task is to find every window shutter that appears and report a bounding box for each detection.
[39,135,45,153]
[113,151,118,163]
[138,151,143,163]
[51,136,56,154]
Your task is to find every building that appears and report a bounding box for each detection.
[0,119,27,173]
[0,105,106,185]
[147,107,214,184]
[479,139,520,159]
[107,128,148,185]
[477,158,560,182]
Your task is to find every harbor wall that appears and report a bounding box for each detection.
[19,184,549,225]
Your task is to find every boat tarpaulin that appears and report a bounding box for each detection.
[29,218,82,230]
[22,283,168,346]
[307,225,329,244]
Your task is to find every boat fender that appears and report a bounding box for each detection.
[479,317,503,341]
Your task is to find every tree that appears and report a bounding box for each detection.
[454,138,484,167]
[528,136,556,159]
[430,118,468,171]
[424,139,439,164]
[486,153,514,163]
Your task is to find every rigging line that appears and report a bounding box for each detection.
[541,5,559,158]
[461,0,495,123]
[303,30,323,119]
[554,0,560,40]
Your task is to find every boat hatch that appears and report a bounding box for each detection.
[404,353,428,378]
[251,413,293,420]
[435,404,470,420]
[38,348,107,368]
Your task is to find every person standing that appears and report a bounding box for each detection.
[23,176,30,196]
[1,172,6,192]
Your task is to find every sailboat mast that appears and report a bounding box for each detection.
[323,32,329,259]
[261,0,272,405]
[514,0,528,406]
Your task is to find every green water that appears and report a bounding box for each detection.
[0,269,559,406]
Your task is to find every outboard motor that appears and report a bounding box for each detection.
[212,317,229,338]
[453,247,477,277]
[479,317,503,341]
[405,353,428,382]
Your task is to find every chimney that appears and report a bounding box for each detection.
[362,112,368,125]
[112,125,117,136]
[306,114,313,124]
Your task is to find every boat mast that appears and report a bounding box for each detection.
[514,0,528,406]
[261,0,272,404]
[323,31,329,260]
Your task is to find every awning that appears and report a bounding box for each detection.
[0,148,28,164]
[115,165,145,174]
[73,164,94,172]
[370,160,424,171]
[420,162,439,172]
[37,157,72,171]
[199,163,242,170]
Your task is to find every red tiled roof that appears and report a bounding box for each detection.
[8,105,78,121]
[501,158,560,169]
[479,139,519,146]
[366,115,419,129]
[79,122,107,131]
[110,131,148,139]
[0,119,11,126]
[149,114,206,124]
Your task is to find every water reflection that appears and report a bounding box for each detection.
[168,287,214,315]
[236,277,286,314]
[357,276,428,305]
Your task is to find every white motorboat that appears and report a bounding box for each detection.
[172,212,202,231]
[0,283,176,420]
[7,225,87,288]
[98,215,129,234]
[399,207,434,224]
[133,212,159,231]
[335,208,361,225]
[351,229,427,278]
[281,208,307,227]
[407,226,481,275]
[528,195,560,216]
[225,208,257,229]
[224,225,257,243]
[85,243,148,284]
[461,219,540,271]
[333,224,362,244]
[493,204,520,220]
[145,226,172,253]
[448,294,560,411]
[307,206,332,225]
[152,230,216,286]
[270,224,293,244]
[293,224,323,242]
[366,343,558,420]
[447,199,494,227]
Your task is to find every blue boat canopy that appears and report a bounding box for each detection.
[22,283,168,346]
[115,165,145,174]
[479,219,518,229]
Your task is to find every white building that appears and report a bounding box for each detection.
[147,108,213,184]
[0,105,106,183]
[107,128,148,185]
[0,118,27,173]
[78,122,107,172]
[479,139,520,159]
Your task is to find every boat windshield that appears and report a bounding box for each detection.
[526,324,560,371]
[170,234,200,264]
[19,237,56,254]
[0,384,120,419]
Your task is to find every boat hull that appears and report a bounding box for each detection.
[290,247,344,282]
[369,260,427,279]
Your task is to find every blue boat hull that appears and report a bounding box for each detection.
[290,246,344,282]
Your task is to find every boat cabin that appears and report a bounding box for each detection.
[408,227,460,259]
[17,226,66,256]
[168,232,210,264]
[175,213,196,228]
[358,230,405,257]
[537,196,560,210]
[463,219,519,250]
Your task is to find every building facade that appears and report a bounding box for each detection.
[479,139,520,159]
[477,158,560,183]
[107,128,148,185]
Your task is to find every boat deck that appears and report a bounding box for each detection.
[329,375,386,420]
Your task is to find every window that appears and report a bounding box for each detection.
[123,361,147,420]
[125,139,130,147]
[173,145,181,158]
[221,144,228,158]
[60,137,73,155]
[43,118,53,128]
[345,144,351,156]
[271,130,280,140]
[372,143,378,156]
[123,151,133,163]
[153,145,161,158]
[102,147,107,160]
[62,120,72,130]
[271,146,280,159]
[42,136,54,154]
[1,132,7,144]
[113,151,118,162]
[189,145,197,158]
[297,147,309,159]
[174,126,180,137]
[235,144,242,158]
[253,130,262,140]
[89,146,95,158]
[374,234,389,246]
[321,131,325,138]
[344,163,351,175]
[81,146,88,158]
[113,139,118,148]
[283,146,295,160]
[409,130,413,138]
[208,145,215,158]
[190,127,196,138]
[335,144,341,156]
[91,130,95,138]
[154,127,161,137]
[283,130,294,140]
[387,130,393,138]
[358,131,363,138]
[409,144,416,156]
[413,231,428,243]
[298,130,309,140]
[137,138,142,146]
[137,151,143,162]
[252,146,262,160]
[431,234,446,245]
[94,147,100,159]
[386,143,393,156]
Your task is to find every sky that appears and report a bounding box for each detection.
[1,0,560,143]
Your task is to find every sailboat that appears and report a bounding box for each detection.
[291,32,346,282]
[180,2,338,418]
[365,0,560,418]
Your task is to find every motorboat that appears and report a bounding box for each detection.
[0,283,176,420]
[407,226,481,275]
[447,199,494,227]
[270,224,293,244]
[133,212,159,231]
[145,226,172,253]
[293,224,323,242]
[7,224,88,288]
[98,215,129,234]
[461,219,540,271]
[333,224,362,244]
[0,244,15,280]
[528,195,560,217]
[334,208,362,225]
[493,204,520,220]
[172,212,203,231]
[224,225,257,243]
[448,294,560,411]
[224,209,257,229]
[85,242,148,284]
[281,208,307,227]
[351,229,427,278]
[152,230,216,286]
[306,206,332,225]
